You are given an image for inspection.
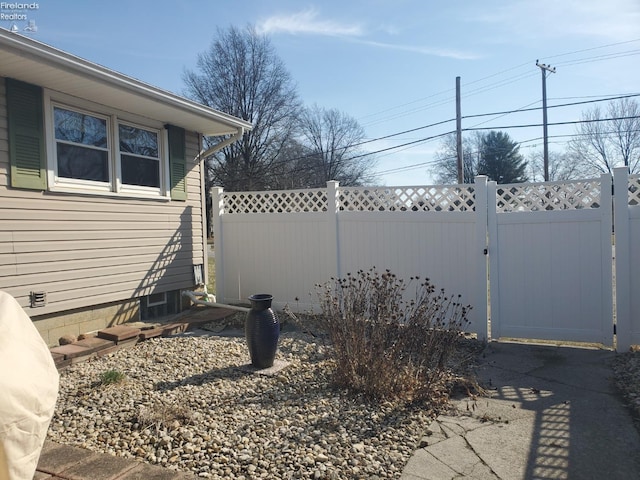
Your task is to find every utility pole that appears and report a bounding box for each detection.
[456,76,463,183]
[536,60,556,181]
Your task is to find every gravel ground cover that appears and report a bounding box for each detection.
[612,349,640,430]
[49,330,446,479]
[49,317,639,480]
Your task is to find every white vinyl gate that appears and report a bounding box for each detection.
[487,178,613,345]
[211,168,640,350]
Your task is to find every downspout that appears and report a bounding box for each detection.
[197,127,245,161]
[196,126,244,243]
[182,290,250,313]
[195,127,245,303]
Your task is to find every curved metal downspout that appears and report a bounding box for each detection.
[182,290,250,313]
[197,127,245,161]
[192,127,247,310]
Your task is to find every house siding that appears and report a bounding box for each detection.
[0,80,206,344]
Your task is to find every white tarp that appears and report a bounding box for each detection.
[0,291,59,480]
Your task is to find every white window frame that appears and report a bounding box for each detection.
[44,90,170,199]
[117,121,163,196]
[146,292,167,307]
[49,103,112,192]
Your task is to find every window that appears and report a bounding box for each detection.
[6,79,187,200]
[141,290,181,320]
[50,102,165,196]
[146,292,167,307]
[119,124,160,189]
[54,106,110,184]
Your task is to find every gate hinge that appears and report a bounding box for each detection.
[613,324,617,335]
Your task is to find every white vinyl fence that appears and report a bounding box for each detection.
[211,167,640,351]
[614,169,640,351]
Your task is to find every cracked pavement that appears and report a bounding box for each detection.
[401,342,640,480]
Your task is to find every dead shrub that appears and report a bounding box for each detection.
[136,398,194,433]
[315,267,471,403]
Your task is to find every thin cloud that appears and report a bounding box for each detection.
[257,9,364,37]
[257,9,479,60]
[356,39,481,60]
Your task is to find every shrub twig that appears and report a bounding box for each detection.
[315,268,472,403]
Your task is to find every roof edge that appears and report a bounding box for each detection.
[0,28,253,132]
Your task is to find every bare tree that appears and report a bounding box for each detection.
[528,150,585,182]
[431,132,483,184]
[183,25,301,191]
[293,105,377,187]
[567,98,640,175]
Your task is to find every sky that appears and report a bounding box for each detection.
[2,0,639,186]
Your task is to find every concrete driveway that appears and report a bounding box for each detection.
[401,342,640,480]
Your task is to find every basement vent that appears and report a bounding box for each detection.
[30,291,47,308]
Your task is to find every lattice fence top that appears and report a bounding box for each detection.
[223,189,327,213]
[340,186,475,212]
[496,180,601,212]
[629,175,640,206]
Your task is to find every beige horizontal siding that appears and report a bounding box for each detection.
[0,86,207,316]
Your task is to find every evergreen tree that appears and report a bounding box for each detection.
[477,131,528,183]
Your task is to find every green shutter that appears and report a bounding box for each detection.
[167,125,187,201]
[6,78,46,190]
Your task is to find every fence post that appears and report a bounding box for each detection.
[211,186,225,303]
[327,181,341,281]
[613,167,631,351]
[598,173,615,347]
[474,176,489,342]
[486,180,499,340]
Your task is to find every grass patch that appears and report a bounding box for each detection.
[100,369,126,386]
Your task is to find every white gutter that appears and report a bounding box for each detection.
[197,127,245,160]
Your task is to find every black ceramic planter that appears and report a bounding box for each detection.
[245,294,280,369]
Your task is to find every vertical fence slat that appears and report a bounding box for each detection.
[486,180,500,340]
[614,167,631,351]
[599,173,614,347]
[327,181,340,281]
[474,176,489,341]
[211,186,224,303]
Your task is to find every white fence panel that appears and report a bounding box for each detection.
[212,181,488,339]
[217,213,334,310]
[614,169,640,351]
[337,211,482,330]
[489,177,613,346]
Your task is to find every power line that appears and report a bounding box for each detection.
[216,96,640,181]
[356,39,640,128]
[462,115,639,133]
[358,93,640,150]
[462,93,640,120]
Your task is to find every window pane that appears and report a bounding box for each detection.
[57,144,109,182]
[54,107,107,148]
[119,125,158,157]
[121,155,160,187]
